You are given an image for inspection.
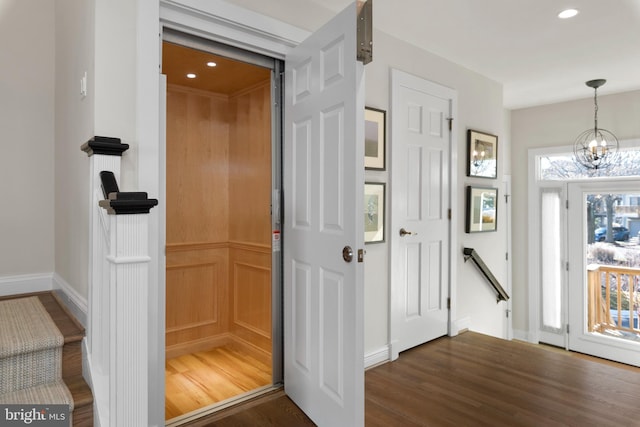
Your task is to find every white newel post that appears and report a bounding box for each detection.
[107,212,151,426]
[82,137,128,426]
[82,137,157,426]
[100,181,157,427]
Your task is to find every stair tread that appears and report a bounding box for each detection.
[0,292,93,426]
[65,375,93,408]
[0,379,72,406]
[0,292,85,343]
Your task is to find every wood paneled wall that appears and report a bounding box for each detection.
[166,244,229,355]
[166,81,272,363]
[229,81,272,246]
[166,85,230,244]
[229,243,272,363]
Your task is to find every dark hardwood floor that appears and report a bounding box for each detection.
[188,332,640,426]
[181,389,314,427]
[366,332,640,427]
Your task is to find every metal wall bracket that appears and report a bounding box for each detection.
[357,0,373,64]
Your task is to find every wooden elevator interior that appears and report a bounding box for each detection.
[163,41,274,420]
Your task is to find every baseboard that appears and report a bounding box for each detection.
[227,335,272,368]
[166,334,232,360]
[365,346,390,369]
[84,339,107,427]
[0,272,53,296]
[0,273,88,329]
[82,338,93,390]
[454,316,471,334]
[513,329,535,343]
[165,333,272,368]
[53,273,88,327]
[388,339,400,361]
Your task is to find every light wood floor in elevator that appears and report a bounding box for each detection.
[165,345,272,420]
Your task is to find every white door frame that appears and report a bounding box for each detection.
[527,145,571,344]
[527,141,640,348]
[137,2,309,425]
[389,69,459,360]
[503,175,514,340]
[536,183,569,349]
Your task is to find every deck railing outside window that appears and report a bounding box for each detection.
[587,264,640,335]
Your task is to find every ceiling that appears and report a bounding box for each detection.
[225,0,640,109]
[162,42,270,94]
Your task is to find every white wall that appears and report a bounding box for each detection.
[54,0,96,300]
[0,0,55,280]
[363,30,509,354]
[95,0,138,190]
[51,0,139,302]
[510,89,640,335]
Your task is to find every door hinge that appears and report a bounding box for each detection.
[566,324,570,334]
[566,261,569,271]
[446,117,453,131]
[505,252,509,261]
[566,200,569,209]
[506,309,511,318]
[447,209,452,220]
[447,297,451,309]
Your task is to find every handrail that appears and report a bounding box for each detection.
[98,171,158,215]
[463,247,509,303]
[99,170,119,198]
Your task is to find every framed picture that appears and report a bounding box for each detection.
[364,182,385,243]
[467,129,498,178]
[365,107,386,170]
[466,186,498,233]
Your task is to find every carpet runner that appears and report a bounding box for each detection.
[0,296,73,408]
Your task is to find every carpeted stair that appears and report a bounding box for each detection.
[0,292,93,426]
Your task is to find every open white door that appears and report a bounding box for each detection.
[283,2,365,426]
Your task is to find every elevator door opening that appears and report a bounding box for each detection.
[162,40,281,422]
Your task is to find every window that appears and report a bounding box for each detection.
[540,189,563,331]
[539,149,640,181]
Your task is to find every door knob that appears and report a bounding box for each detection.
[343,246,354,262]
[399,228,417,237]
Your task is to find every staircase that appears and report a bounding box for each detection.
[0,292,93,426]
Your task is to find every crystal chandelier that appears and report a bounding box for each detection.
[573,79,619,170]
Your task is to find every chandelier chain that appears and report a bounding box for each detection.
[593,87,599,132]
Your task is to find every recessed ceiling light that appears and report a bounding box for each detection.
[207,61,217,67]
[186,73,197,79]
[558,9,579,19]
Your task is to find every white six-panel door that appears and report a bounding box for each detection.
[390,69,452,357]
[283,2,365,426]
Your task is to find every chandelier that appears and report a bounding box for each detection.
[573,79,619,170]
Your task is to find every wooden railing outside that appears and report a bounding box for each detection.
[587,264,640,334]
